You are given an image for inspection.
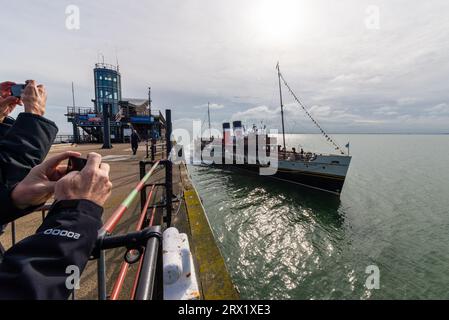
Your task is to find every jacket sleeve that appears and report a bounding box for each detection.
[0,116,15,138]
[0,112,58,186]
[0,184,42,226]
[0,113,58,224]
[2,117,15,126]
[0,199,103,300]
[0,123,12,139]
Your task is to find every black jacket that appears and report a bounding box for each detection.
[0,113,58,225]
[0,116,15,138]
[0,199,103,300]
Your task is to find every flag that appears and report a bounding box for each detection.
[115,108,124,121]
[345,142,350,148]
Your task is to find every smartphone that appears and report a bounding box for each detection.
[66,156,88,174]
[10,84,26,98]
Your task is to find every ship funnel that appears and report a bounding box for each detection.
[233,121,243,139]
[223,122,232,146]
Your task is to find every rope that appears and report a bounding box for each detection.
[278,71,346,155]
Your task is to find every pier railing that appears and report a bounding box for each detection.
[53,135,75,144]
[95,156,176,300]
[93,109,174,300]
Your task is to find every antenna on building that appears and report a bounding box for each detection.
[71,82,76,109]
[148,87,152,115]
[115,47,120,71]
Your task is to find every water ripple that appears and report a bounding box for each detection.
[188,135,449,299]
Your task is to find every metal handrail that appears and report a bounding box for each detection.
[134,228,161,300]
[109,185,156,300]
[96,160,161,300]
[102,161,160,234]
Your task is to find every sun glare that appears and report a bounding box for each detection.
[252,0,308,43]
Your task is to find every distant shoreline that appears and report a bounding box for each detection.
[56,132,449,138]
[277,133,449,135]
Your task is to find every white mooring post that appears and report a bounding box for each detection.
[163,228,200,300]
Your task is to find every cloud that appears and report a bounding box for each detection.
[232,105,277,120]
[2,0,449,134]
[426,103,449,115]
[397,97,417,106]
[330,73,383,85]
[353,119,385,124]
[194,103,225,110]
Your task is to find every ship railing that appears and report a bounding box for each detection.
[278,150,318,162]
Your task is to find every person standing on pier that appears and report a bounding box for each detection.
[131,129,140,157]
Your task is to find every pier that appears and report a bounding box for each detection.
[0,140,239,300]
[0,61,240,300]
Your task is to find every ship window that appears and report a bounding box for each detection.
[331,161,340,164]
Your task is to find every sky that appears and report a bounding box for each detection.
[1,0,449,135]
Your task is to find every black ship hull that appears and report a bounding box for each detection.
[215,164,346,195]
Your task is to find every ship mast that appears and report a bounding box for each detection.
[277,62,287,151]
[207,102,212,140]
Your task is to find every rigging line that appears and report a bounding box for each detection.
[278,70,346,155]
[281,76,344,154]
[280,73,341,152]
[288,118,335,151]
[291,115,336,151]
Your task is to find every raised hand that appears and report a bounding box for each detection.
[54,152,112,206]
[11,151,82,209]
[22,80,47,116]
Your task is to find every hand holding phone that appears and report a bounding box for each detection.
[10,84,26,98]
